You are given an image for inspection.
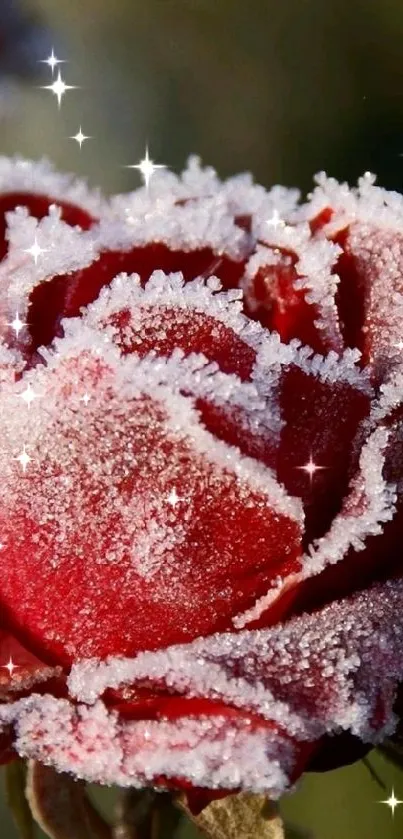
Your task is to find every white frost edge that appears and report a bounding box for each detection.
[302,426,397,576]
[0,156,104,216]
[0,207,98,340]
[109,154,300,227]
[96,194,249,261]
[0,695,294,795]
[80,269,265,353]
[81,267,370,396]
[232,425,396,628]
[301,170,403,236]
[370,368,403,424]
[67,577,403,743]
[252,340,372,396]
[242,228,344,353]
[77,269,282,434]
[37,321,303,524]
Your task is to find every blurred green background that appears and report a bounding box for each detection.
[4,0,403,195]
[2,0,403,836]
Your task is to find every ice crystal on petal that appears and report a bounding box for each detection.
[79,269,265,360]
[0,339,24,380]
[69,578,403,746]
[98,195,249,261]
[0,207,97,338]
[304,171,403,234]
[0,324,303,659]
[0,696,293,794]
[0,156,104,216]
[110,155,300,231]
[302,426,397,576]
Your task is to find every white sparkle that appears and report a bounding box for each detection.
[167,487,181,507]
[266,209,286,229]
[379,788,403,817]
[70,126,92,149]
[80,393,91,406]
[15,445,31,473]
[126,146,167,189]
[295,453,326,485]
[41,70,78,108]
[1,657,19,677]
[24,237,48,265]
[19,383,39,408]
[394,340,403,351]
[7,311,26,339]
[39,48,66,75]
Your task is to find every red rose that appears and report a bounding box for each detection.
[0,158,402,804]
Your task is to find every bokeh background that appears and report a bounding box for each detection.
[1,0,403,836]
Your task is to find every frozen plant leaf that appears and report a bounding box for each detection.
[25,760,112,839]
[177,792,285,839]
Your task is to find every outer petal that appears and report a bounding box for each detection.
[0,323,303,663]
[0,578,400,795]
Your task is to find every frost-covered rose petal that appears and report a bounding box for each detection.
[0,325,303,661]
[0,157,403,800]
[303,172,403,382]
[1,579,400,797]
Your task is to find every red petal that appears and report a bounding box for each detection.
[66,577,403,744]
[77,273,277,466]
[2,579,395,792]
[27,246,245,353]
[246,254,327,353]
[0,346,302,663]
[107,304,256,380]
[278,366,370,544]
[0,691,315,796]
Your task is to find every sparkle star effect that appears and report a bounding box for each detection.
[379,788,403,816]
[70,126,92,149]
[394,340,403,351]
[24,237,48,265]
[266,209,286,229]
[295,454,326,486]
[0,657,19,677]
[167,487,181,507]
[39,48,66,75]
[7,311,26,339]
[41,70,78,108]
[80,393,91,406]
[19,383,39,408]
[126,146,167,189]
[15,445,31,473]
